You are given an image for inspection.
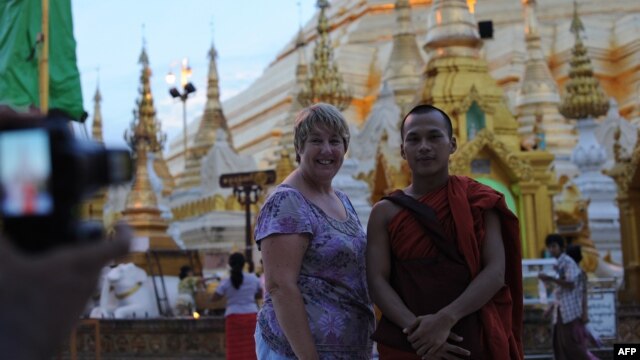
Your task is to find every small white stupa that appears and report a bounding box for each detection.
[572,115,622,264]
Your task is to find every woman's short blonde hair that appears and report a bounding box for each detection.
[293,103,350,162]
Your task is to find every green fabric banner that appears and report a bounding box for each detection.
[0,0,85,121]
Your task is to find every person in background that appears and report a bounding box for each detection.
[254,103,375,359]
[565,245,601,359]
[175,265,203,316]
[212,252,261,360]
[539,234,596,360]
[367,104,523,359]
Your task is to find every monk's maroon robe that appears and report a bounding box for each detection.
[377,176,523,360]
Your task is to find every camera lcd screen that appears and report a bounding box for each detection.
[0,128,53,216]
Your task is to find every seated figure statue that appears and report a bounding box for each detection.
[90,263,179,319]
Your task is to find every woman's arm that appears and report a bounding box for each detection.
[262,233,318,360]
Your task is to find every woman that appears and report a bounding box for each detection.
[254,103,375,359]
[212,253,262,360]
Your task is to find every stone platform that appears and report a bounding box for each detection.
[55,304,640,359]
[57,317,226,360]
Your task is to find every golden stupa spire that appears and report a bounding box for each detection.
[178,38,233,189]
[559,2,609,119]
[516,0,577,176]
[91,83,103,143]
[424,0,482,59]
[298,0,351,111]
[385,0,423,114]
[122,41,174,249]
[205,41,222,113]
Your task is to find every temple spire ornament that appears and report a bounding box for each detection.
[559,2,609,120]
[297,0,351,111]
[178,39,232,189]
[562,4,619,271]
[122,42,176,250]
[91,84,103,144]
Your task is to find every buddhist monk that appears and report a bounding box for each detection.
[366,104,523,360]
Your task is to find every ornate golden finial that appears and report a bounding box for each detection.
[569,1,584,35]
[424,0,482,58]
[298,0,352,111]
[559,2,609,119]
[91,82,103,143]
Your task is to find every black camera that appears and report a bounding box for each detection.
[0,115,132,253]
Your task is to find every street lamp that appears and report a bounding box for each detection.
[166,58,196,161]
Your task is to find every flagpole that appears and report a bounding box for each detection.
[39,0,49,113]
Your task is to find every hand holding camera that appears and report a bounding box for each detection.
[0,107,134,358]
[0,107,132,252]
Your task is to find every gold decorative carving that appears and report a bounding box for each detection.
[450,129,533,180]
[454,85,495,118]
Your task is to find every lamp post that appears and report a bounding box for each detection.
[166,58,196,161]
[233,184,261,273]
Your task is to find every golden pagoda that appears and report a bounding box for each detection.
[419,0,558,258]
[122,43,176,251]
[177,40,233,189]
[559,3,609,120]
[298,0,352,111]
[516,0,578,178]
[384,0,424,116]
[606,127,640,303]
[204,0,640,173]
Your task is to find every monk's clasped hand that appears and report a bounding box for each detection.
[404,313,456,357]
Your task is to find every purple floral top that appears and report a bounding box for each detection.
[255,184,374,359]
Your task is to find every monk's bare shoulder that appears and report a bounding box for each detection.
[370,198,404,227]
